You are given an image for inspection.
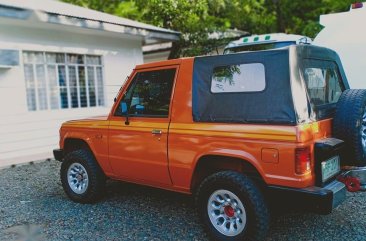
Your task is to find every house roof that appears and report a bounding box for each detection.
[0,0,180,44]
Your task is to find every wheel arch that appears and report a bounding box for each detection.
[190,154,266,193]
[64,138,93,155]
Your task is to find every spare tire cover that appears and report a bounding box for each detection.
[333,89,366,166]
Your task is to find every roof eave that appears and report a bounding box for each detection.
[0,4,181,44]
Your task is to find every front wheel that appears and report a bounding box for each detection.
[61,149,106,203]
[195,171,270,241]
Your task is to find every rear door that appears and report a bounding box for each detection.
[108,66,178,185]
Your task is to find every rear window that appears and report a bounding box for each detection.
[302,59,344,118]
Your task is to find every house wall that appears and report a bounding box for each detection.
[0,21,143,167]
[143,50,171,63]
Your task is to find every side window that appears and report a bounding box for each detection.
[303,60,344,106]
[115,68,176,117]
[211,63,266,93]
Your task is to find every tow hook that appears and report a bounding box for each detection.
[338,166,366,192]
[338,176,361,192]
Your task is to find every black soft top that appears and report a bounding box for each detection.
[192,45,349,125]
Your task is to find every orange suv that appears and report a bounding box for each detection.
[54,45,366,241]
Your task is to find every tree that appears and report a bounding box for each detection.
[134,0,219,58]
[263,0,355,37]
[212,0,356,38]
[61,0,358,57]
[64,0,230,58]
[62,0,121,14]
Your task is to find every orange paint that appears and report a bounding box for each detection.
[58,58,335,194]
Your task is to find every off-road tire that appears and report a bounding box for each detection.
[333,89,366,166]
[61,149,106,203]
[195,171,270,241]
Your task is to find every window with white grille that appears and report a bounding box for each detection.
[23,52,105,111]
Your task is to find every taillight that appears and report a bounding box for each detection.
[295,147,311,175]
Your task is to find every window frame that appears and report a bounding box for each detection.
[113,66,179,119]
[22,51,105,111]
[210,62,267,94]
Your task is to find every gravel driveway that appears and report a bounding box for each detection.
[0,161,365,241]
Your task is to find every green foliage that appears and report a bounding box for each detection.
[62,0,121,14]
[114,1,142,20]
[262,0,355,38]
[61,0,357,58]
[133,0,217,57]
[213,65,241,85]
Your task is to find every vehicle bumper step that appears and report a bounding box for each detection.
[267,179,346,215]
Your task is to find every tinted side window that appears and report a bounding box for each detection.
[211,63,265,93]
[303,60,344,106]
[115,68,176,117]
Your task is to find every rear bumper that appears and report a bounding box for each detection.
[268,179,346,215]
[53,149,64,162]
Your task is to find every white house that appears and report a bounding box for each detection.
[0,0,180,167]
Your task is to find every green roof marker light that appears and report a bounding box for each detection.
[253,36,259,41]
[243,38,248,43]
[265,35,271,40]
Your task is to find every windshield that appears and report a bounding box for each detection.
[224,41,296,54]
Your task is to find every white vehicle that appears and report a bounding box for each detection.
[223,33,312,54]
[314,2,366,88]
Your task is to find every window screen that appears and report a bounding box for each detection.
[211,63,265,93]
[115,68,176,117]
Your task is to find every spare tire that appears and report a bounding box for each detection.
[333,89,366,166]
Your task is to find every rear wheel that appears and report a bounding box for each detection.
[195,171,270,241]
[333,89,366,166]
[61,149,106,203]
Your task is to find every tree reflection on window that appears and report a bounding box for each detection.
[211,63,266,93]
[212,65,241,89]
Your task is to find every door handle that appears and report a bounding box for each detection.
[151,129,162,135]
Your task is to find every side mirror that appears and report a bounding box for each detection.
[120,101,130,125]
[120,101,128,114]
